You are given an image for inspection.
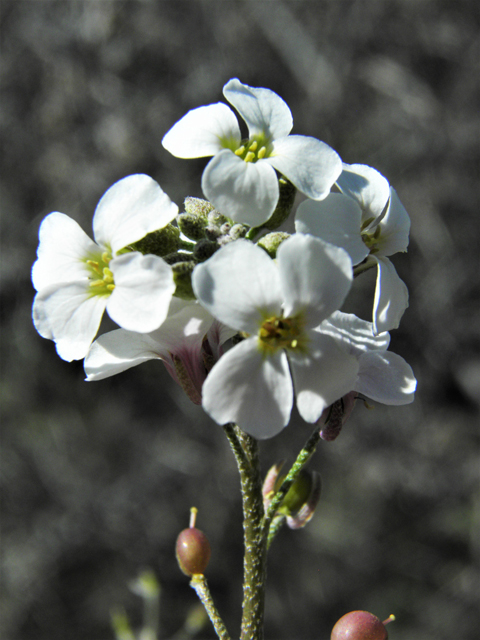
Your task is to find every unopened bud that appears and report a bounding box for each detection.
[257,232,290,258]
[193,239,219,262]
[184,197,214,219]
[319,391,357,441]
[177,213,207,241]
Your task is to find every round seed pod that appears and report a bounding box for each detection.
[331,611,393,640]
[175,508,211,577]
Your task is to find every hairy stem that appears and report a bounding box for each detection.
[234,427,267,640]
[190,574,231,640]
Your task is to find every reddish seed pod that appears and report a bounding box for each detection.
[331,611,394,640]
[175,507,211,577]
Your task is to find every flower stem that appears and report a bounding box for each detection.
[189,574,231,640]
[235,427,267,640]
[264,425,322,529]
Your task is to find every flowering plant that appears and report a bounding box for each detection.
[32,78,416,640]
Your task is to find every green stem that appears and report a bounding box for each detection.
[234,427,267,640]
[189,574,231,640]
[267,514,286,550]
[264,425,322,529]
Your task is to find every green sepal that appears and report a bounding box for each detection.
[172,261,196,300]
[128,224,180,257]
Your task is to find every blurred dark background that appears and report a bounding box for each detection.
[1,1,479,639]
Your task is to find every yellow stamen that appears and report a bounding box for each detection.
[245,151,255,163]
[248,140,258,152]
[235,145,245,156]
[257,146,267,159]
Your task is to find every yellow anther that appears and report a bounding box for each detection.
[257,146,267,159]
[248,140,258,152]
[245,151,255,163]
[235,145,245,156]
[106,284,115,291]
[89,279,105,288]
[103,267,114,278]
[101,252,111,264]
[291,339,298,348]
[86,260,101,274]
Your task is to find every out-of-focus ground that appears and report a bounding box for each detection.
[1,1,479,639]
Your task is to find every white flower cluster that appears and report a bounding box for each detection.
[32,78,416,439]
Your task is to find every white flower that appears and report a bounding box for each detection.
[295,163,410,333]
[191,234,359,439]
[84,300,235,404]
[319,311,417,405]
[162,78,342,227]
[32,174,178,361]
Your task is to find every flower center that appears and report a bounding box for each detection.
[234,135,271,163]
[85,251,115,297]
[361,219,382,255]
[257,314,307,355]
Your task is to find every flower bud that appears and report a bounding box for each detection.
[257,232,290,258]
[262,463,321,529]
[184,196,214,219]
[129,224,180,256]
[176,507,211,577]
[193,239,219,262]
[318,391,357,441]
[331,611,394,640]
[177,213,207,241]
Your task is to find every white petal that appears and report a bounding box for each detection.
[202,150,279,225]
[376,188,411,256]
[202,337,293,439]
[277,234,353,327]
[267,135,342,200]
[356,351,416,404]
[336,163,390,222]
[32,282,107,361]
[373,256,409,334]
[192,239,282,333]
[93,174,178,254]
[289,332,359,423]
[32,212,97,291]
[85,329,167,381]
[107,252,175,332]
[162,103,241,158]
[223,78,292,140]
[295,194,369,265]
[320,311,390,357]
